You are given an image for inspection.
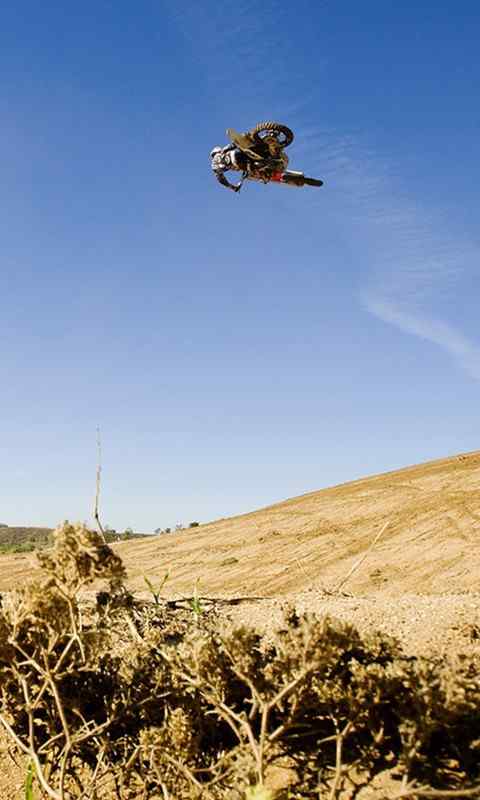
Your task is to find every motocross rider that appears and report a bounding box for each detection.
[210,144,247,192]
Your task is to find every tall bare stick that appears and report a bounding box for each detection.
[332,521,389,594]
[94,427,107,543]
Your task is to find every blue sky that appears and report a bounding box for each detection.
[1,1,479,531]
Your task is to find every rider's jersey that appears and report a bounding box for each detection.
[211,145,243,175]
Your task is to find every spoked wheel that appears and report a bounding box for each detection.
[251,121,294,148]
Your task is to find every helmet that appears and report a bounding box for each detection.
[210,146,222,158]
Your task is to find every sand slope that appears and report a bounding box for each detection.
[3,450,479,598]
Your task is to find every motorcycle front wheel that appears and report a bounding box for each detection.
[252,121,294,148]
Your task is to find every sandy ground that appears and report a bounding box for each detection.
[1,450,480,796]
[0,738,25,800]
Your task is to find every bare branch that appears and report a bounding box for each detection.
[94,426,107,543]
[328,722,353,800]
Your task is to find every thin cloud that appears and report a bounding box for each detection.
[163,0,327,118]
[362,206,480,379]
[362,201,480,379]
[364,295,480,381]
[296,127,480,380]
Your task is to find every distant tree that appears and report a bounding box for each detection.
[164,527,171,534]
[123,527,134,540]
[154,527,162,535]
[189,521,200,528]
[0,523,8,528]
[175,523,184,531]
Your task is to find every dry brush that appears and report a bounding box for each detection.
[0,523,478,799]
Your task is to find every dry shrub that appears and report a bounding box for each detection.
[0,522,479,799]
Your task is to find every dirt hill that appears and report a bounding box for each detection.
[2,449,479,597]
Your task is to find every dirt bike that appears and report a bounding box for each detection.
[226,122,324,190]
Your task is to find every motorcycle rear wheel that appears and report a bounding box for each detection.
[252,121,294,148]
